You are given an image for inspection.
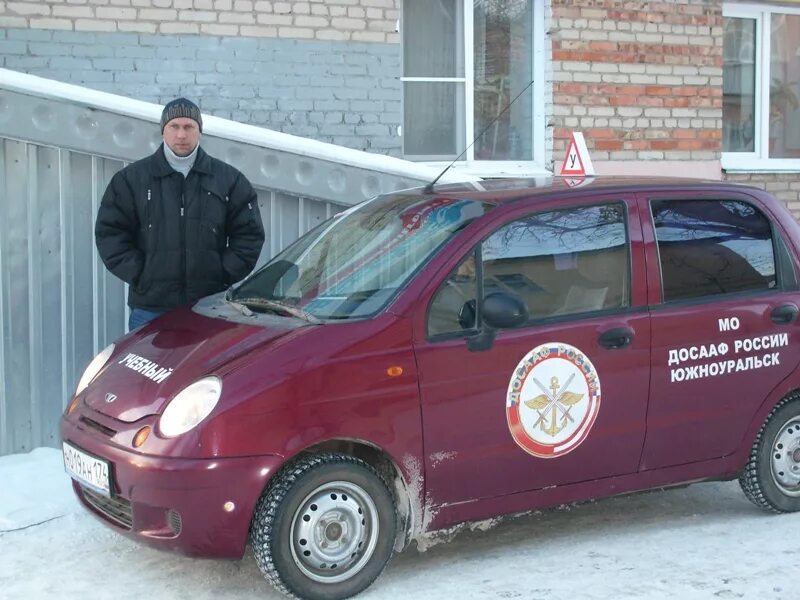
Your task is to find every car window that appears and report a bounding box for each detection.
[481,203,629,323]
[427,203,630,337]
[233,195,493,320]
[775,231,799,290]
[427,252,479,337]
[651,199,777,302]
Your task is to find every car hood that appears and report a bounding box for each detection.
[82,302,307,423]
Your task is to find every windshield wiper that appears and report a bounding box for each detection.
[227,300,254,317]
[234,297,322,324]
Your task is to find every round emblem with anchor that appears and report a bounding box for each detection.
[506,343,601,458]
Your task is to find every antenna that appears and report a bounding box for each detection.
[423,79,535,194]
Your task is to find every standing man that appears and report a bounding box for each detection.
[95,98,265,330]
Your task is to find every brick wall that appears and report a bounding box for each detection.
[550,0,723,163]
[0,0,402,154]
[724,173,800,219]
[0,26,402,155]
[0,0,400,42]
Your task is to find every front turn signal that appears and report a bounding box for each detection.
[133,426,151,448]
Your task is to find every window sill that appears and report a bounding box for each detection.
[721,154,800,173]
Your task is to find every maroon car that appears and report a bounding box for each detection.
[61,177,800,600]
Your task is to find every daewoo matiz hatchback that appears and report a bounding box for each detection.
[62,177,800,600]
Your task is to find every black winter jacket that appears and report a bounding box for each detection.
[95,145,265,311]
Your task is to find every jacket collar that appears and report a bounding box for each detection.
[151,144,213,177]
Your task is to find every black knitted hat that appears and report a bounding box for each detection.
[160,97,203,132]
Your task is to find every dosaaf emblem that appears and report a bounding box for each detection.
[506,343,601,458]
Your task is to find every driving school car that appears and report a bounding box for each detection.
[61,176,800,600]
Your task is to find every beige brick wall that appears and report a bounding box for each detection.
[724,173,800,221]
[0,0,400,41]
[551,0,723,163]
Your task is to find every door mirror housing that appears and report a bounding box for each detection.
[466,292,528,352]
[483,292,528,329]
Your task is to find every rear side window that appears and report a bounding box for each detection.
[652,199,776,302]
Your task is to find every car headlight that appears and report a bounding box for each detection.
[159,376,222,438]
[75,343,115,397]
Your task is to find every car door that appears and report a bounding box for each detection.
[413,196,651,506]
[640,192,800,470]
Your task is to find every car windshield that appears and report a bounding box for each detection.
[231,193,493,320]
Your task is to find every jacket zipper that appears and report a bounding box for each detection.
[180,185,187,304]
[146,189,152,232]
[141,188,152,293]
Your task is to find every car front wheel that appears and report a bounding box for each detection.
[250,453,397,600]
[740,394,800,512]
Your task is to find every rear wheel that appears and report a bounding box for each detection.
[250,453,396,600]
[739,394,800,512]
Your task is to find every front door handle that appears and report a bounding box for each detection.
[598,326,634,349]
[771,303,799,324]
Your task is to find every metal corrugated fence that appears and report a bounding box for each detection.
[0,69,456,455]
[0,142,123,453]
[0,139,356,454]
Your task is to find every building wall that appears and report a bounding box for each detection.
[0,0,399,41]
[549,0,800,215]
[2,0,800,213]
[0,0,402,155]
[725,173,800,217]
[550,0,722,165]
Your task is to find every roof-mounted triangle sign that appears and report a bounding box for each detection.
[560,131,595,177]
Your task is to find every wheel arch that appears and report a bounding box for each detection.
[274,438,417,553]
[737,381,800,470]
[739,387,800,512]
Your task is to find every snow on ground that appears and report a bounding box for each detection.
[1,448,798,600]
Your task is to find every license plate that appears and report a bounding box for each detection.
[63,442,112,497]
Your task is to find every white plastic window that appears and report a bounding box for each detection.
[722,3,800,172]
[401,0,546,176]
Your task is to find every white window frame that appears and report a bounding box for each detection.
[722,2,800,172]
[400,0,548,177]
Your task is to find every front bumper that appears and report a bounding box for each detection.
[60,409,283,558]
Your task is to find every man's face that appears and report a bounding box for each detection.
[163,117,200,157]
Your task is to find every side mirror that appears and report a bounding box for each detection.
[466,292,528,353]
[483,292,528,329]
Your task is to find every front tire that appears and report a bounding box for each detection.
[250,453,397,600]
[739,394,800,512]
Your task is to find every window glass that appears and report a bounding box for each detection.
[723,17,756,152]
[402,0,535,162]
[403,81,465,159]
[722,9,800,163]
[234,195,492,320]
[474,0,533,160]
[769,14,800,158]
[402,0,465,160]
[775,231,798,290]
[652,200,777,302]
[403,0,463,78]
[428,252,478,337]
[482,204,628,321]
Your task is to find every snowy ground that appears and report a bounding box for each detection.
[1,448,798,600]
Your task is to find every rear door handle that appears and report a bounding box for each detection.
[771,303,799,324]
[598,326,634,349]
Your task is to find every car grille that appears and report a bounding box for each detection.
[79,416,117,437]
[81,486,133,529]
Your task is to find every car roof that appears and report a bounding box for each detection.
[400,176,759,206]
